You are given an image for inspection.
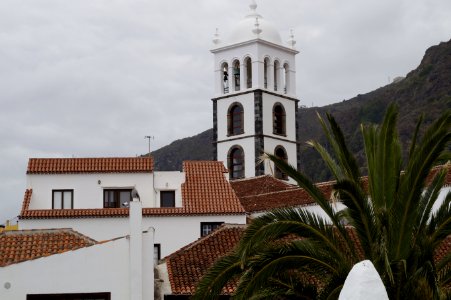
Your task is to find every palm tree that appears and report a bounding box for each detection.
[193,104,451,300]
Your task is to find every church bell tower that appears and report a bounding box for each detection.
[211,0,300,181]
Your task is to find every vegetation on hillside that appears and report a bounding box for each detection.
[151,39,451,182]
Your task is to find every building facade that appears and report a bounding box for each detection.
[212,1,300,181]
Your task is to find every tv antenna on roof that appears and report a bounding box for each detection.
[144,136,154,156]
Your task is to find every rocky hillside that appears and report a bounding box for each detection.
[152,39,451,181]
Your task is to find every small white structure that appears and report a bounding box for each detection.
[339,260,388,300]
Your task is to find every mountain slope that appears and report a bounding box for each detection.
[152,39,451,180]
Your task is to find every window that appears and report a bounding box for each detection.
[52,190,73,209]
[201,222,224,237]
[27,293,110,300]
[264,57,270,88]
[161,191,175,207]
[273,103,286,135]
[228,146,244,180]
[274,60,280,91]
[232,60,240,91]
[221,62,229,94]
[274,146,288,180]
[245,57,252,88]
[227,103,244,135]
[103,189,132,208]
[154,244,161,265]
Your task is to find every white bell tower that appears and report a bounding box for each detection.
[211,0,300,181]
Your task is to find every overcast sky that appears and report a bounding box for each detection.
[1,0,450,223]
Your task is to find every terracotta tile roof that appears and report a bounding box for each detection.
[20,161,245,219]
[0,229,97,267]
[180,161,244,214]
[237,181,334,213]
[164,224,451,296]
[230,175,296,198]
[233,164,451,214]
[27,157,153,174]
[166,224,246,295]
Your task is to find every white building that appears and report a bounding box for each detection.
[211,1,300,181]
[1,200,155,300]
[19,157,246,258]
[1,1,307,299]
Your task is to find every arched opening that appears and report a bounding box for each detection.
[245,57,252,89]
[264,57,270,89]
[274,146,288,180]
[274,60,280,91]
[232,60,240,92]
[283,63,289,94]
[273,103,286,135]
[221,62,229,94]
[227,103,244,136]
[228,146,245,179]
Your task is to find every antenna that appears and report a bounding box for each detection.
[144,136,154,156]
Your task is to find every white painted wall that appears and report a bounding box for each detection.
[250,202,347,223]
[217,93,255,141]
[217,137,255,179]
[154,171,185,207]
[27,171,185,209]
[212,41,297,97]
[20,214,246,257]
[0,230,154,300]
[261,93,297,140]
[263,137,297,182]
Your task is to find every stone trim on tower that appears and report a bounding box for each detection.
[212,99,218,161]
[254,90,264,176]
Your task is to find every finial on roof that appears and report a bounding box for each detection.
[287,29,296,49]
[250,0,257,12]
[252,17,262,36]
[212,28,221,45]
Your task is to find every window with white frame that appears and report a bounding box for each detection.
[200,222,224,237]
[103,189,132,208]
[52,190,73,209]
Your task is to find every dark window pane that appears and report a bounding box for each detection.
[103,189,132,208]
[161,191,175,207]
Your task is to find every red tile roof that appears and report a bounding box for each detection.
[180,161,244,214]
[232,164,451,213]
[164,224,451,296]
[27,157,153,174]
[166,224,246,295]
[236,180,334,213]
[0,229,97,267]
[20,161,245,219]
[230,175,296,198]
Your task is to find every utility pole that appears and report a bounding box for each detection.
[144,136,154,157]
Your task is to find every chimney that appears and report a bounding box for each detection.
[130,189,143,300]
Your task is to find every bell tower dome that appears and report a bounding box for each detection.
[211,0,300,181]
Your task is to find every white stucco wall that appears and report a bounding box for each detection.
[153,171,185,207]
[27,171,185,209]
[0,230,154,300]
[20,214,246,257]
[217,137,255,179]
[261,93,297,140]
[212,41,297,97]
[250,202,347,223]
[217,93,255,141]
